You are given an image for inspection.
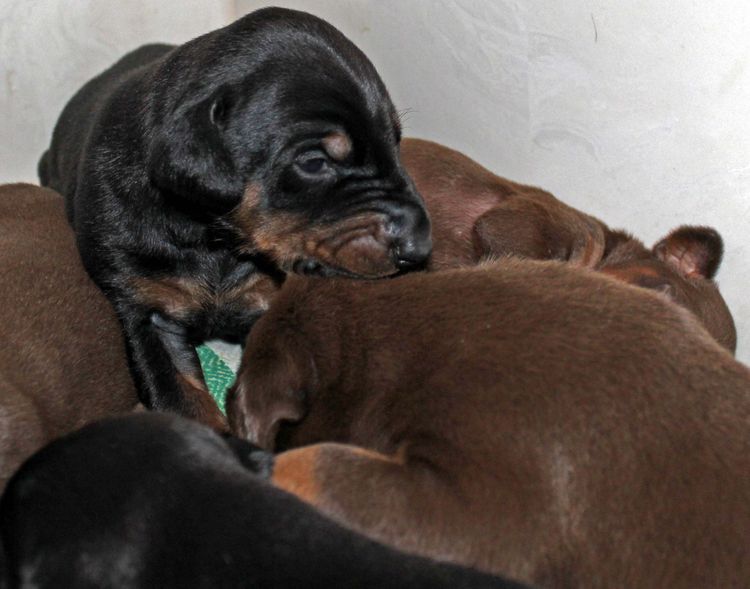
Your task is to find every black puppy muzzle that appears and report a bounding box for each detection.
[383,201,432,270]
[346,192,431,272]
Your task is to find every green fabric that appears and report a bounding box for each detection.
[196,344,236,414]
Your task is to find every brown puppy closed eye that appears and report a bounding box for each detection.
[227,260,750,588]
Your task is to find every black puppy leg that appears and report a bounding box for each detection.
[119,306,227,431]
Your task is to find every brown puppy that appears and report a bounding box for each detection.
[0,184,138,489]
[227,261,750,588]
[401,138,607,269]
[401,138,736,351]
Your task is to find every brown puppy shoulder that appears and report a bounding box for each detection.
[0,184,138,489]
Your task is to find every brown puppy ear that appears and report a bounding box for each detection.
[653,226,724,279]
[226,343,310,450]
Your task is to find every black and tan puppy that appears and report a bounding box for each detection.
[0,414,527,589]
[0,184,138,491]
[39,8,431,430]
[227,261,750,587]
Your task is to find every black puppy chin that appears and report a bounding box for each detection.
[290,252,427,279]
[291,258,361,278]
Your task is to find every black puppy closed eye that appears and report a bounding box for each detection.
[209,95,230,127]
[295,151,331,175]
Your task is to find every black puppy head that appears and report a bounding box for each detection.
[147,8,431,278]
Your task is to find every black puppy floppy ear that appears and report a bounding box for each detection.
[147,86,243,213]
[653,225,724,279]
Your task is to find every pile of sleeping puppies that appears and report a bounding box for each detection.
[1,7,748,588]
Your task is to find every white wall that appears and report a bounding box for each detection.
[238,0,750,361]
[0,0,233,182]
[2,1,748,361]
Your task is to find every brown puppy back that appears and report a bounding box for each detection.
[0,184,137,489]
[228,261,750,587]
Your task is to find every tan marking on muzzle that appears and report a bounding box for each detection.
[232,183,400,277]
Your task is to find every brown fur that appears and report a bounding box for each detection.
[0,184,138,490]
[599,228,736,351]
[401,138,736,351]
[228,261,750,588]
[400,138,607,270]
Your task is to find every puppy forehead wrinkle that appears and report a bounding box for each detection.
[267,28,393,123]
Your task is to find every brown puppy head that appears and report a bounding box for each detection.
[400,138,605,270]
[146,9,430,279]
[226,342,310,451]
[599,226,736,352]
[225,276,317,449]
[399,138,502,268]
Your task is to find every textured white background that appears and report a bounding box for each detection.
[2,1,749,361]
[0,0,233,182]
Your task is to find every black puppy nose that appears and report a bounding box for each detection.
[395,237,432,269]
[388,203,432,270]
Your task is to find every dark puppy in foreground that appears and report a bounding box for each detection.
[228,261,750,587]
[39,8,430,429]
[401,138,736,351]
[0,184,137,490]
[0,414,527,589]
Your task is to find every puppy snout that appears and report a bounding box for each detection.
[395,235,432,269]
[387,203,432,270]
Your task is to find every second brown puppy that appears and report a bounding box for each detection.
[402,138,736,351]
[227,260,750,588]
[0,184,138,490]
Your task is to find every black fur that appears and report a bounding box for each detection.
[0,414,525,589]
[39,9,431,424]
